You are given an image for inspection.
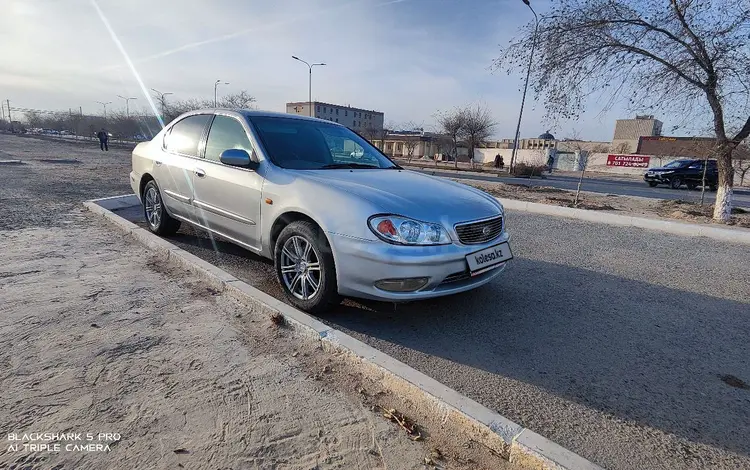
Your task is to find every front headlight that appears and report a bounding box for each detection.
[368,215,451,245]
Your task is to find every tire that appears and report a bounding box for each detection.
[709,184,718,192]
[142,180,181,236]
[686,181,697,190]
[274,221,339,314]
[647,182,658,187]
[670,176,683,189]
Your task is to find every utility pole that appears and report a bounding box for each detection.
[116,95,137,118]
[292,56,325,117]
[96,101,112,119]
[508,0,539,174]
[214,80,229,108]
[7,100,13,132]
[151,88,173,121]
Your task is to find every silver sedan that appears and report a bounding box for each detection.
[130,109,512,313]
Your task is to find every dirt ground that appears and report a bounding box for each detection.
[0,133,514,469]
[448,178,750,228]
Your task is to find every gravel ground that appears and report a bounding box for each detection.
[0,134,516,469]
[4,134,750,469]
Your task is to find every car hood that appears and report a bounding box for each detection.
[294,169,502,223]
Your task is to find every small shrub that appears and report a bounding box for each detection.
[511,163,548,177]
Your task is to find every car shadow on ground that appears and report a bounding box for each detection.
[322,259,750,458]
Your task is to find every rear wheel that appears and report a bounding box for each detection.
[143,180,181,236]
[647,181,658,187]
[670,176,683,189]
[686,181,697,190]
[274,221,339,314]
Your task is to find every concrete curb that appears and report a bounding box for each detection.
[84,195,603,470]
[497,198,750,245]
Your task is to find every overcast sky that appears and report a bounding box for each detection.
[2,0,668,140]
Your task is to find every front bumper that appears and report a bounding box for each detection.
[328,231,511,301]
[643,172,671,183]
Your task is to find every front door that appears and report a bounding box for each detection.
[191,114,264,251]
[157,114,212,221]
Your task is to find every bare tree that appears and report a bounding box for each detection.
[494,0,750,221]
[162,91,256,124]
[403,138,419,162]
[566,132,610,205]
[613,142,632,154]
[733,143,750,186]
[435,108,467,169]
[460,105,496,169]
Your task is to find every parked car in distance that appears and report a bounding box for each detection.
[130,110,512,313]
[643,159,718,190]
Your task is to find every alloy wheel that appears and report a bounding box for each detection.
[280,235,321,301]
[144,186,162,229]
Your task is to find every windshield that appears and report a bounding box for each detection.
[663,160,693,168]
[247,116,398,170]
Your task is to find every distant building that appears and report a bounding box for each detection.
[612,115,663,153]
[285,101,384,134]
[637,136,750,159]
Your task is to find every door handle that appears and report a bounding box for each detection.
[155,160,162,166]
[194,168,206,178]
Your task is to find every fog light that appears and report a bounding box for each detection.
[374,277,429,292]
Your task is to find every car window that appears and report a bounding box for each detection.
[165,114,212,157]
[204,115,253,162]
[664,160,692,168]
[707,160,718,169]
[688,162,703,169]
[248,116,396,170]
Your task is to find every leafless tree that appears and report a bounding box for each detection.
[613,142,632,154]
[435,108,467,169]
[494,0,750,221]
[403,138,419,162]
[566,132,610,205]
[162,91,256,124]
[733,143,750,186]
[460,105,496,169]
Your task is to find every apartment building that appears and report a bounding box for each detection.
[286,101,384,133]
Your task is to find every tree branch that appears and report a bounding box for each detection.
[731,116,750,146]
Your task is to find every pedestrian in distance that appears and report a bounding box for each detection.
[547,154,554,173]
[96,128,109,151]
[494,153,501,168]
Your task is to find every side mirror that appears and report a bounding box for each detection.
[220,148,259,170]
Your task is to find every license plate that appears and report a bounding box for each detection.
[466,242,513,274]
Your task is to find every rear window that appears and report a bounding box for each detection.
[165,114,212,157]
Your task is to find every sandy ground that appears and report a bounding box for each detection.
[0,132,515,469]
[0,219,513,470]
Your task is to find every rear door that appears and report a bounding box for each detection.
[157,114,212,221]
[191,114,264,251]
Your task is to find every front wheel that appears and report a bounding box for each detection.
[670,176,683,189]
[647,181,658,187]
[274,221,340,314]
[143,180,181,236]
[686,181,697,190]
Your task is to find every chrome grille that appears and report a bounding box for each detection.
[440,269,471,285]
[454,216,503,245]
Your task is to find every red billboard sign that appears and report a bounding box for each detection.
[606,154,650,168]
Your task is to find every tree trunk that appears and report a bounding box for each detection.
[712,144,734,221]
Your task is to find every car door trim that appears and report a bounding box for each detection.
[163,189,191,204]
[193,199,256,225]
[169,212,262,252]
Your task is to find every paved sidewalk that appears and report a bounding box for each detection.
[0,218,509,469]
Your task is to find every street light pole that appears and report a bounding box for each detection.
[214,80,229,108]
[96,101,112,119]
[292,56,325,117]
[151,88,173,120]
[116,95,137,118]
[509,0,539,174]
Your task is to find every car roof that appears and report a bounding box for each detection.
[184,108,340,125]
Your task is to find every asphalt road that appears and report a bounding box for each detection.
[412,168,750,207]
[112,204,750,470]
[3,134,749,470]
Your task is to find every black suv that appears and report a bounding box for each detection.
[643,159,718,190]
